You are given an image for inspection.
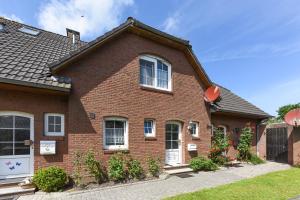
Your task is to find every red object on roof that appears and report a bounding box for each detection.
[284,108,300,127]
[204,85,220,103]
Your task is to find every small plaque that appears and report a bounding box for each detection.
[40,141,56,155]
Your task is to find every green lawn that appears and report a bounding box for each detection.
[166,168,300,200]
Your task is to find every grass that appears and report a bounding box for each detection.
[166,168,300,200]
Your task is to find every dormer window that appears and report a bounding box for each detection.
[0,24,3,31]
[140,55,172,91]
[19,27,40,36]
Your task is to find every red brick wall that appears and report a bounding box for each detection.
[0,89,68,171]
[211,113,258,159]
[56,32,212,171]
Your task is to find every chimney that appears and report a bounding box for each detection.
[66,28,80,44]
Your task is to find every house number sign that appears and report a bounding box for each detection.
[40,141,56,155]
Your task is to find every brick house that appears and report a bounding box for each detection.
[0,17,270,180]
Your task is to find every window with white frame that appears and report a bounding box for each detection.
[189,122,199,137]
[104,117,128,150]
[140,55,172,91]
[144,119,155,137]
[44,113,65,136]
[216,125,226,138]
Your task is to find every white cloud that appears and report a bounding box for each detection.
[162,16,179,33]
[38,0,134,40]
[0,13,23,23]
[248,79,300,116]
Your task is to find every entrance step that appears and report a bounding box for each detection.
[0,185,35,199]
[0,178,35,199]
[164,167,193,175]
[164,164,190,170]
[0,177,24,187]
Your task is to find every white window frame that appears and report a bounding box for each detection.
[217,125,227,137]
[103,117,128,150]
[190,121,199,137]
[144,119,156,137]
[139,55,172,91]
[44,113,65,136]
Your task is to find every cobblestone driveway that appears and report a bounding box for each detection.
[18,162,290,200]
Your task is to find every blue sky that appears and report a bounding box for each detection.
[1,0,300,115]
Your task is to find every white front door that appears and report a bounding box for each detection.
[165,122,182,166]
[0,112,34,179]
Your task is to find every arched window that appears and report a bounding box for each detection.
[217,125,227,137]
[139,55,172,91]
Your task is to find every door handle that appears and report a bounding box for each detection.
[24,140,33,146]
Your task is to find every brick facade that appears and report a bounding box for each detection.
[0,31,268,175]
[211,113,259,158]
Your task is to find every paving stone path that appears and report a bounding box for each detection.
[18,162,291,200]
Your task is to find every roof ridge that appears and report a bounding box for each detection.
[0,16,87,44]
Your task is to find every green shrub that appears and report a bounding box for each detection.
[147,156,160,177]
[209,128,230,165]
[249,154,265,165]
[211,155,228,166]
[85,150,107,184]
[108,153,126,181]
[237,127,253,161]
[190,156,218,172]
[127,158,144,179]
[33,166,67,192]
[72,151,84,187]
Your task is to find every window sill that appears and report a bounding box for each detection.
[145,137,157,141]
[42,135,65,141]
[103,149,130,154]
[192,136,200,140]
[140,86,173,95]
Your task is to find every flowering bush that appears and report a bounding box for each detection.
[237,127,253,161]
[209,127,230,165]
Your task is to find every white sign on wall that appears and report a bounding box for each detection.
[187,144,197,151]
[40,141,56,155]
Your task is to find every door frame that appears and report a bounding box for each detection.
[0,111,34,179]
[165,121,182,166]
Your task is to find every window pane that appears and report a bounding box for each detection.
[55,116,61,124]
[105,128,114,145]
[105,121,114,128]
[166,124,172,132]
[115,121,124,129]
[166,141,172,149]
[172,141,179,149]
[115,128,124,145]
[48,116,55,124]
[15,143,30,155]
[55,125,61,132]
[157,60,168,89]
[0,143,13,156]
[15,129,30,142]
[15,116,30,128]
[166,132,172,140]
[48,124,55,132]
[172,132,178,140]
[0,129,13,141]
[140,59,154,86]
[171,124,179,132]
[0,116,13,128]
[144,120,153,135]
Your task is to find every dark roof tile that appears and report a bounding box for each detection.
[0,16,86,90]
[214,85,270,118]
